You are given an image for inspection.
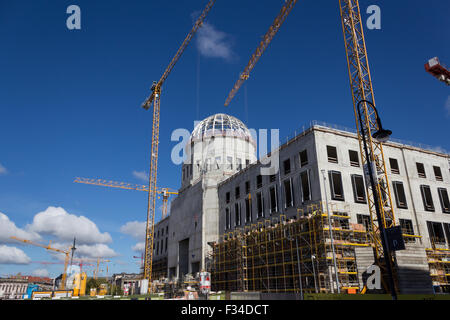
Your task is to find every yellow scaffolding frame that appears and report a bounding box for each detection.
[210,207,370,293]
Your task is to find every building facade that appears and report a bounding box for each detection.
[216,122,450,293]
[152,116,450,294]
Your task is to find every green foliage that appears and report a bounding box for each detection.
[85,277,109,294]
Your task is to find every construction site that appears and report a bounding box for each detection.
[1,0,449,302]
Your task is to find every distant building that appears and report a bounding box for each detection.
[110,273,142,296]
[0,274,53,300]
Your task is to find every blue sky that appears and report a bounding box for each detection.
[0,0,449,278]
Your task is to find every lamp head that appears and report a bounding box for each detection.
[372,128,392,143]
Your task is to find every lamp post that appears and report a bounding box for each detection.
[356,99,397,300]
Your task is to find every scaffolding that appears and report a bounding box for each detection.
[210,204,370,294]
[152,257,168,280]
[426,246,450,293]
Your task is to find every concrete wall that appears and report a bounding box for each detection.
[218,128,320,232]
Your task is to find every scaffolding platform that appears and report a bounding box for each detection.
[209,207,370,294]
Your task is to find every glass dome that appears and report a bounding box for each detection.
[190,113,254,144]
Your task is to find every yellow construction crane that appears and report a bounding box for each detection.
[10,236,73,290]
[74,177,178,219]
[140,0,216,287]
[93,258,111,280]
[224,0,398,297]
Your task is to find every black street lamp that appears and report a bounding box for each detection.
[356,99,397,300]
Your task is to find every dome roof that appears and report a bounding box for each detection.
[190,114,254,143]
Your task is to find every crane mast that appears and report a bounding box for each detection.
[140,0,217,286]
[338,0,397,281]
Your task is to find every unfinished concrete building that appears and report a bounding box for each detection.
[214,121,450,294]
[152,114,257,279]
[152,115,450,295]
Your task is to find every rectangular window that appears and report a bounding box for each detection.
[269,186,278,214]
[329,171,344,201]
[237,158,242,171]
[399,219,415,243]
[283,159,291,175]
[351,174,366,203]
[392,181,408,209]
[299,150,308,167]
[327,146,338,163]
[444,223,450,246]
[434,166,443,181]
[438,188,450,214]
[225,192,230,204]
[356,214,372,232]
[225,208,230,230]
[420,185,435,211]
[284,178,294,208]
[245,197,252,223]
[235,203,241,226]
[256,192,264,218]
[235,186,240,199]
[246,159,250,167]
[270,174,276,182]
[389,158,400,174]
[245,181,250,195]
[227,156,233,170]
[349,150,360,167]
[165,237,168,252]
[417,162,426,178]
[427,221,446,245]
[256,175,263,189]
[215,156,221,170]
[300,171,311,202]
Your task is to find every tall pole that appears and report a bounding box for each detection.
[321,169,341,294]
[295,237,303,300]
[357,100,397,300]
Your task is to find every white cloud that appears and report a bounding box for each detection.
[0,245,31,264]
[120,221,147,253]
[0,212,41,244]
[132,170,148,182]
[0,163,7,175]
[32,269,49,277]
[26,206,112,245]
[74,243,118,259]
[132,242,145,253]
[196,22,235,61]
[120,221,146,241]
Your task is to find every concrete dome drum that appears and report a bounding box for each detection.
[190,113,255,145]
[181,113,257,188]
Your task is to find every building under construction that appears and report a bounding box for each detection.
[209,206,370,294]
[150,116,450,295]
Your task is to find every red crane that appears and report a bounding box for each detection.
[425,57,450,85]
